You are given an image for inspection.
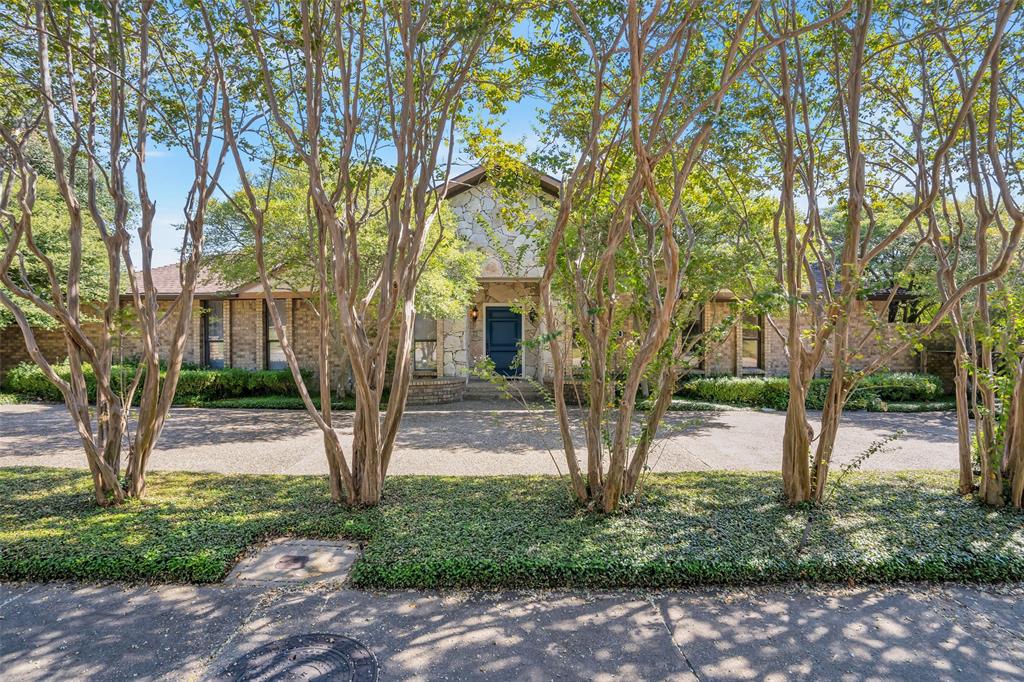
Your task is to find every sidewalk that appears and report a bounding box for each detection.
[2,581,1023,680]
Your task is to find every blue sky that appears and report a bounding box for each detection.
[141,96,548,267]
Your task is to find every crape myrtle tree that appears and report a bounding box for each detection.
[0,0,226,504]
[200,0,523,506]
[202,165,482,395]
[807,0,1022,504]
[530,0,852,512]
[911,10,1024,504]
[743,0,1020,503]
[741,0,853,505]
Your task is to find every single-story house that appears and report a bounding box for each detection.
[0,166,939,403]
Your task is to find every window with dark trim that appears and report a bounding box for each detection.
[202,300,225,369]
[264,299,288,370]
[741,312,763,370]
[413,315,437,374]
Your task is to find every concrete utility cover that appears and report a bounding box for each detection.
[216,633,378,681]
[225,539,361,586]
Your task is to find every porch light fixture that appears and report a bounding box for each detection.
[469,305,479,322]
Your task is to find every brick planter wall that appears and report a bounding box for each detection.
[544,380,589,406]
[406,376,466,405]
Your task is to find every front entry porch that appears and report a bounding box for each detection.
[406,280,548,404]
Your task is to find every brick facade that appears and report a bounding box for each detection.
[695,299,923,379]
[405,376,466,404]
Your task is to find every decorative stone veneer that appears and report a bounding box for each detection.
[446,183,550,279]
[442,315,469,377]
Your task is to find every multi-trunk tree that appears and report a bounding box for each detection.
[531,0,852,512]
[808,0,1021,504]
[0,1,225,504]
[746,0,1020,503]
[202,0,521,506]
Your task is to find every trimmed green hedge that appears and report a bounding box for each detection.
[2,361,309,404]
[678,372,945,411]
[1,467,1022,587]
[196,395,357,411]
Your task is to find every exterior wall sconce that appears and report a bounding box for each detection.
[528,309,538,325]
[469,305,479,322]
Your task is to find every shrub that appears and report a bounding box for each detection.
[855,372,943,402]
[678,376,790,410]
[3,361,93,402]
[2,361,309,404]
[678,372,944,411]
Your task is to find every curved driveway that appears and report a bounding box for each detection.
[0,402,958,475]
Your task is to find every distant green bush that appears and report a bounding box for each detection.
[2,361,309,404]
[678,372,944,411]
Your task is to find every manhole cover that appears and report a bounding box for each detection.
[217,633,378,681]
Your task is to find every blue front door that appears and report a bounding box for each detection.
[485,306,522,376]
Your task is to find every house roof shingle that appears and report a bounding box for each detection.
[132,263,230,298]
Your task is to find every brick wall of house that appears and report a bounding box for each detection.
[696,300,923,378]
[118,300,203,365]
[703,301,738,375]
[0,323,76,375]
[229,299,261,370]
[292,299,319,370]
[0,301,201,376]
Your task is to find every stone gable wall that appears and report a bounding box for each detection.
[446,182,550,279]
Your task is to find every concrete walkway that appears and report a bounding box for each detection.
[2,581,1023,680]
[0,402,958,475]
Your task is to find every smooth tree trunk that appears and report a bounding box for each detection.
[952,337,975,495]
[782,362,814,503]
[1005,361,1024,507]
[811,371,847,502]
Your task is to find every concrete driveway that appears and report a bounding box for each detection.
[0,401,958,475]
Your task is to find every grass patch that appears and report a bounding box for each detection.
[0,392,20,405]
[640,398,742,411]
[871,399,957,413]
[1,467,1022,587]
[182,395,357,411]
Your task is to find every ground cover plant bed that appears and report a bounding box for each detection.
[1,467,1021,587]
